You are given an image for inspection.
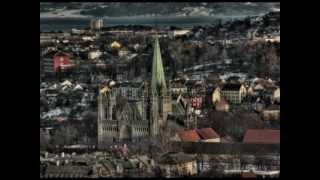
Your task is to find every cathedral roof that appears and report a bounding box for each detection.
[171,101,185,116]
[151,37,167,95]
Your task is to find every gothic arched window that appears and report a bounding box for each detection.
[112,107,117,120]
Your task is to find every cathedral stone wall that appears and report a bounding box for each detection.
[98,37,172,149]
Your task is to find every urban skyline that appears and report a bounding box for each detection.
[40,2,280,178]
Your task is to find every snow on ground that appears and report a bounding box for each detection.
[42,108,71,119]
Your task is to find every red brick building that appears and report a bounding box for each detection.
[53,52,73,72]
[191,97,203,109]
[175,128,220,143]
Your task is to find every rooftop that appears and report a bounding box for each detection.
[177,130,201,142]
[171,101,186,116]
[159,152,195,165]
[243,129,280,144]
[222,83,242,91]
[196,128,220,140]
[264,104,280,111]
[241,171,257,178]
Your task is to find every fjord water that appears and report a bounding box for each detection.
[40,15,242,31]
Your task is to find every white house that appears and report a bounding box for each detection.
[169,30,191,38]
[272,88,280,103]
[212,87,221,104]
[221,84,247,104]
[88,50,102,60]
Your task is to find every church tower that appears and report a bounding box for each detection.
[149,36,172,137]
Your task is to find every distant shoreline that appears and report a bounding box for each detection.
[40,11,279,32]
[40,15,246,31]
[40,14,258,20]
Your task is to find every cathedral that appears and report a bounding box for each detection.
[97,37,172,148]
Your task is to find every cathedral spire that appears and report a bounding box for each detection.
[151,36,167,95]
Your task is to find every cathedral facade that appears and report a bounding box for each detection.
[98,37,172,148]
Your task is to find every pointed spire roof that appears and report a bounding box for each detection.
[151,36,167,94]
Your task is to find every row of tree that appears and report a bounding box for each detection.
[40,112,97,150]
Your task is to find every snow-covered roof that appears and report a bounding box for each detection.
[49,84,58,90]
[61,80,72,87]
[73,84,83,91]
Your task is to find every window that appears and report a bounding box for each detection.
[128,89,132,99]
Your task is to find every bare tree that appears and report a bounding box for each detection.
[51,125,79,147]
[205,111,264,141]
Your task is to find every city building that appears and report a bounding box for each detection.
[186,80,206,96]
[42,57,55,75]
[174,128,220,143]
[90,18,103,30]
[111,82,144,101]
[196,128,220,143]
[241,171,257,178]
[42,165,91,178]
[220,83,247,104]
[168,30,191,39]
[215,98,230,112]
[170,82,187,96]
[272,87,280,103]
[111,41,121,49]
[88,50,102,60]
[190,96,203,109]
[175,130,201,142]
[212,87,221,104]
[115,63,128,81]
[158,152,197,177]
[53,52,73,72]
[262,105,280,121]
[97,37,172,148]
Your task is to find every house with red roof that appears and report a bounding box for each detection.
[174,128,220,143]
[53,52,73,72]
[196,128,220,143]
[175,130,201,142]
[241,171,257,178]
[243,129,280,144]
